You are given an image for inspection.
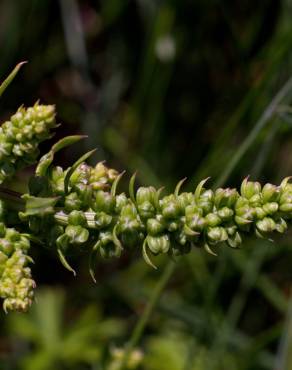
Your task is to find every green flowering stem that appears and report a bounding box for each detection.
[118,261,176,370]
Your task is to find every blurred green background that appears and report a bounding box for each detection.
[2,0,292,369]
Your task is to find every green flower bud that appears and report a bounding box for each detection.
[205,213,221,227]
[235,215,252,226]
[115,193,128,212]
[95,212,112,229]
[248,194,262,207]
[119,204,143,234]
[197,189,214,214]
[186,213,206,231]
[226,225,237,236]
[262,183,280,203]
[64,192,83,211]
[68,210,87,226]
[262,202,278,215]
[275,218,287,233]
[174,230,187,245]
[178,192,194,208]
[69,163,91,187]
[147,218,165,235]
[136,186,156,218]
[74,183,92,207]
[167,220,182,232]
[94,191,116,213]
[207,227,228,243]
[136,187,156,206]
[90,162,119,190]
[99,231,122,258]
[235,196,249,210]
[240,179,261,199]
[279,192,292,205]
[227,232,242,248]
[160,195,182,219]
[254,207,266,220]
[50,166,66,195]
[185,204,203,217]
[256,217,276,233]
[147,235,170,254]
[65,225,89,244]
[235,204,254,218]
[279,203,292,213]
[214,188,238,209]
[217,207,234,221]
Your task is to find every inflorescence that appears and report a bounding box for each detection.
[1,102,292,312]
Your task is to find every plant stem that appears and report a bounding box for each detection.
[0,186,24,210]
[118,260,176,370]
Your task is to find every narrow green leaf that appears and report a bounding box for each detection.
[0,61,27,97]
[129,172,137,203]
[194,177,210,203]
[174,177,187,197]
[111,171,125,197]
[36,135,87,177]
[57,247,76,276]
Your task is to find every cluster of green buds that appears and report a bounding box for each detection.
[0,202,35,312]
[19,139,292,278]
[0,102,56,183]
[1,64,292,311]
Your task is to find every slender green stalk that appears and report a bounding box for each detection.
[214,75,292,188]
[118,261,176,370]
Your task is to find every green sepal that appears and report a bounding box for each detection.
[204,242,217,256]
[0,62,26,97]
[129,172,137,203]
[111,171,125,197]
[195,177,210,203]
[89,242,99,283]
[56,234,76,276]
[174,178,187,197]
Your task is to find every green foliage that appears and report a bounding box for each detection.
[7,288,126,370]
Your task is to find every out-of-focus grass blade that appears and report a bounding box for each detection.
[0,61,26,97]
[275,297,292,370]
[214,74,292,188]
